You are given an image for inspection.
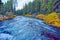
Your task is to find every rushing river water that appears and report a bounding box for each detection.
[0,16,59,40]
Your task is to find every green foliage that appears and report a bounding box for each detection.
[17,0,60,15]
[4,0,10,10]
[45,0,51,14]
[21,0,54,14]
[16,10,24,15]
[56,9,60,13]
[21,0,41,15]
[0,0,3,5]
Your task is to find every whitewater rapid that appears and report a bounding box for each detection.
[0,16,57,40]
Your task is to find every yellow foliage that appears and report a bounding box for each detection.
[36,14,45,20]
[13,15,17,17]
[51,19,60,27]
[35,12,60,27]
[24,14,32,17]
[44,12,58,24]
[44,12,60,27]
[7,16,13,19]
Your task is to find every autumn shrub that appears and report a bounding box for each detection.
[13,15,17,17]
[44,12,58,24]
[36,14,45,20]
[51,18,60,27]
[24,14,32,17]
[44,12,60,27]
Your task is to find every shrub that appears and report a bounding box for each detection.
[36,14,45,20]
[5,12,14,19]
[51,19,60,27]
[44,12,58,24]
[44,12,60,27]
[5,12,13,16]
[24,14,32,17]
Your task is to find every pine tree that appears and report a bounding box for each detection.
[0,0,4,15]
[53,0,60,12]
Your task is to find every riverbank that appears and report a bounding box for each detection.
[0,15,15,21]
[36,12,60,28]
[24,12,60,28]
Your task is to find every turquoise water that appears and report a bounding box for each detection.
[0,16,58,40]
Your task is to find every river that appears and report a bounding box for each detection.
[0,16,59,40]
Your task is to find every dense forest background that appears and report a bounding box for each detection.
[0,0,60,15]
[18,0,60,15]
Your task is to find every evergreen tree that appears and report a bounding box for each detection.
[53,0,60,13]
[0,0,4,15]
[20,0,60,15]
